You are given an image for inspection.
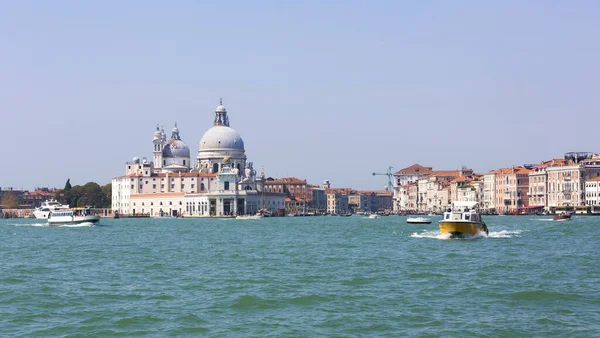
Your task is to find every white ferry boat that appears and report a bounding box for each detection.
[33,199,70,219]
[48,207,100,225]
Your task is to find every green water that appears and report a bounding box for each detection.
[1,215,599,337]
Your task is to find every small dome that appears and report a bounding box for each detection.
[215,104,227,113]
[199,126,244,151]
[162,139,190,158]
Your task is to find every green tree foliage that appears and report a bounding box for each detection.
[64,182,112,208]
[64,179,72,192]
[101,183,112,207]
[59,178,73,205]
[1,191,21,209]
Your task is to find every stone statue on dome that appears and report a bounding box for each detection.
[245,163,252,179]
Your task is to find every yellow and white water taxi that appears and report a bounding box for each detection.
[439,201,488,238]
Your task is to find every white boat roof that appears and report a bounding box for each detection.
[451,201,479,208]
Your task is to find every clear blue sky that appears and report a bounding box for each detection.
[1,1,599,190]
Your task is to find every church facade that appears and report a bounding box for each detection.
[111,100,285,217]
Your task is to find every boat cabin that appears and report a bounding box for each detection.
[442,201,482,222]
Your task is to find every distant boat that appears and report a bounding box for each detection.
[406,217,432,224]
[340,213,352,217]
[236,214,263,220]
[368,214,378,219]
[48,207,100,225]
[553,213,571,221]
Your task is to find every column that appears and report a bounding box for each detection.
[233,198,238,216]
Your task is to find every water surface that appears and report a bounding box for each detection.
[1,215,599,337]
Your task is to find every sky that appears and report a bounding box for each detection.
[1,1,599,190]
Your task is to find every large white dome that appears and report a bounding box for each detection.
[199,126,244,151]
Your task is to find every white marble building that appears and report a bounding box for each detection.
[112,100,286,217]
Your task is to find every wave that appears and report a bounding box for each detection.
[61,222,95,227]
[487,229,526,238]
[13,222,95,228]
[410,230,451,239]
[411,229,526,239]
[13,223,48,227]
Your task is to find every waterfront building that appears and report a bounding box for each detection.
[264,177,309,214]
[347,191,371,212]
[527,159,566,210]
[407,182,418,210]
[417,169,471,212]
[483,171,497,212]
[372,190,393,211]
[308,185,326,212]
[455,176,483,204]
[326,188,351,214]
[112,100,286,217]
[494,166,532,214]
[545,153,600,212]
[22,188,62,207]
[585,176,600,209]
[392,164,432,211]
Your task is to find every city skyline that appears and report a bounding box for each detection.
[2,1,599,190]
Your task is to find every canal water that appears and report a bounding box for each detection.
[1,215,599,337]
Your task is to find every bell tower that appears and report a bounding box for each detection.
[153,125,163,170]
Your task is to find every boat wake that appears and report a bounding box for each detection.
[410,230,452,239]
[61,222,96,227]
[13,223,49,227]
[13,222,96,227]
[410,229,526,239]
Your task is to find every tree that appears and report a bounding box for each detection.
[101,183,112,208]
[60,179,73,205]
[64,179,72,192]
[1,191,21,209]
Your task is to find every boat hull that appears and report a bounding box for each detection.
[48,215,100,225]
[439,221,488,237]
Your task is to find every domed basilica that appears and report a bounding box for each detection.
[111,99,285,218]
[151,99,251,176]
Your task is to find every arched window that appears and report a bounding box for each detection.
[183,160,186,166]
[201,183,205,191]
[237,164,241,173]
[213,163,219,173]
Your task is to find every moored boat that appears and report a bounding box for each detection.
[33,199,70,219]
[406,217,432,224]
[48,207,100,225]
[368,214,378,219]
[439,201,488,238]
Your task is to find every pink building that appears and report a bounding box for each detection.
[494,166,531,214]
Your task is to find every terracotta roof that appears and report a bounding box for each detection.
[325,188,353,195]
[427,170,462,178]
[588,176,600,182]
[394,164,433,176]
[451,176,471,183]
